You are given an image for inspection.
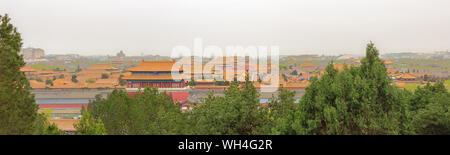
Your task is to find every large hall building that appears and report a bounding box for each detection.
[123,60,186,90]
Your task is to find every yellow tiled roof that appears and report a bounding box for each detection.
[122,74,183,80]
[29,80,46,88]
[401,73,416,79]
[383,60,393,65]
[95,78,118,84]
[20,66,37,72]
[301,62,315,67]
[127,60,182,72]
[86,63,118,70]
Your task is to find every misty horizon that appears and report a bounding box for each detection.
[2,0,450,56]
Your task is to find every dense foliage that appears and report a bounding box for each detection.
[293,43,412,134]
[0,14,448,135]
[0,14,64,134]
[188,78,266,135]
[86,88,190,135]
[409,82,450,134]
[74,107,107,135]
[79,42,448,135]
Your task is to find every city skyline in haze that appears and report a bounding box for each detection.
[1,0,450,56]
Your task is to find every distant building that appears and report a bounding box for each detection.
[208,56,263,82]
[64,59,72,64]
[397,73,418,82]
[383,59,394,68]
[21,48,45,59]
[82,63,120,74]
[300,62,317,73]
[112,59,123,66]
[350,59,361,66]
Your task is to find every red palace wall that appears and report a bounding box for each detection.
[127,81,185,88]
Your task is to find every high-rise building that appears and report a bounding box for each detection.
[21,47,45,59]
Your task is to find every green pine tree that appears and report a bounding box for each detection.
[293,42,411,135]
[190,73,265,135]
[410,82,450,134]
[87,88,189,135]
[264,85,297,135]
[0,14,45,134]
[74,107,107,135]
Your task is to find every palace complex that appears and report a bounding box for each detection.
[123,60,186,89]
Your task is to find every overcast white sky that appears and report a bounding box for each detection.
[1,0,450,56]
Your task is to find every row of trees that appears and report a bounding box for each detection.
[74,42,449,135]
[1,14,448,135]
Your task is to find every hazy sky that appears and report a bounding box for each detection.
[1,0,450,56]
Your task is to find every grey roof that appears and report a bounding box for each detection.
[36,98,93,104]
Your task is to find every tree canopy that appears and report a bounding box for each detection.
[67,42,450,135]
[292,42,412,134]
[0,12,448,135]
[0,14,46,134]
[85,88,190,135]
[189,75,266,135]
